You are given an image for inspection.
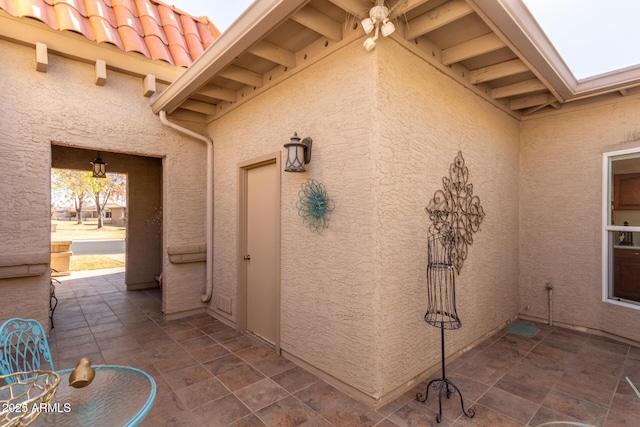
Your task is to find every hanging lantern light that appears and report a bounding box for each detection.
[90,152,107,178]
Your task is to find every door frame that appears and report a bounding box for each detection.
[237,152,281,353]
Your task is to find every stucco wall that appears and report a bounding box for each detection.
[372,44,521,398]
[208,39,521,401]
[0,39,208,322]
[520,99,640,341]
[208,43,380,395]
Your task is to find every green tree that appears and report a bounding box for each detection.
[52,169,126,227]
[51,169,92,224]
[88,173,126,228]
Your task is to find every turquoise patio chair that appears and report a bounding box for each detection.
[0,318,54,383]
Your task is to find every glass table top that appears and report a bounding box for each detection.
[30,365,156,427]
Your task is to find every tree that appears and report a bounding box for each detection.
[51,169,92,224]
[88,173,126,228]
[51,170,126,226]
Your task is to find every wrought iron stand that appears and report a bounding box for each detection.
[418,152,484,423]
[416,326,474,423]
[416,230,475,423]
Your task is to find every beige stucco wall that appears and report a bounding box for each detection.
[208,42,379,395]
[0,39,208,322]
[208,38,521,402]
[520,99,640,341]
[372,44,521,398]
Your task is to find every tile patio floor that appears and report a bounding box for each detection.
[49,270,640,426]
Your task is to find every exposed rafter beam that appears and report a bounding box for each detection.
[491,78,547,99]
[291,6,342,41]
[404,0,473,40]
[179,100,218,115]
[441,33,505,65]
[392,0,433,19]
[509,92,556,110]
[198,85,237,103]
[166,109,206,122]
[469,59,529,84]
[326,0,367,18]
[219,65,263,88]
[247,40,297,68]
[619,89,629,96]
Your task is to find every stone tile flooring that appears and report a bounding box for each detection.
[48,270,640,426]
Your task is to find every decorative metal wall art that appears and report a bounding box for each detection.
[296,179,335,233]
[417,151,484,422]
[425,151,485,274]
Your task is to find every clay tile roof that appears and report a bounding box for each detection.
[0,0,220,67]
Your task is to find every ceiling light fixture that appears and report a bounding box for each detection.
[361,3,395,51]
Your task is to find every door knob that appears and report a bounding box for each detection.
[244,255,251,260]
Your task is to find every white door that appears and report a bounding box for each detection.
[244,161,279,344]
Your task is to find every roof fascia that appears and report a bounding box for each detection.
[474,0,640,101]
[0,12,181,84]
[473,0,574,101]
[151,0,310,115]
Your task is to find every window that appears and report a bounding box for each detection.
[603,148,640,307]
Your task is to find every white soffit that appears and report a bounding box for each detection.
[474,0,640,102]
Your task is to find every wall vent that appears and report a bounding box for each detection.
[217,295,232,314]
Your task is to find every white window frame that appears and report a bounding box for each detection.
[602,147,640,309]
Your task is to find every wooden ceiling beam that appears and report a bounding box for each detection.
[219,65,264,88]
[491,78,547,99]
[326,0,367,18]
[392,0,433,18]
[404,0,473,40]
[198,85,237,103]
[441,33,505,65]
[247,40,297,68]
[469,59,529,84]
[291,6,342,41]
[179,100,218,115]
[509,92,556,110]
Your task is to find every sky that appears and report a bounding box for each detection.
[522,0,640,80]
[170,1,255,33]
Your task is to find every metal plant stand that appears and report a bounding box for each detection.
[416,230,475,423]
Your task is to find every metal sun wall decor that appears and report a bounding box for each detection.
[425,151,485,274]
[296,179,335,233]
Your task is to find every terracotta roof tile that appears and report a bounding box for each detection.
[163,23,185,50]
[179,13,198,37]
[143,34,172,64]
[167,43,190,67]
[110,0,136,13]
[2,0,59,28]
[89,15,123,49]
[0,0,220,67]
[117,24,149,56]
[54,3,95,39]
[156,3,181,32]
[184,32,203,61]
[84,0,116,27]
[113,4,143,35]
[54,0,87,16]
[134,0,159,23]
[139,13,166,44]
[196,19,217,49]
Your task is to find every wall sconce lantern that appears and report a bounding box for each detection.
[284,132,312,172]
[90,152,107,178]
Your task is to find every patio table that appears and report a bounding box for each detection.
[30,365,156,427]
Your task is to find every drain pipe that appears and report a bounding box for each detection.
[159,110,213,303]
[545,282,553,326]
